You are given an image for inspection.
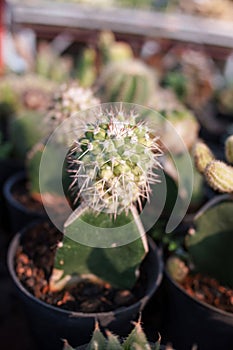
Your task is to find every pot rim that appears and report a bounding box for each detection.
[8,220,163,318]
[3,170,44,216]
[165,269,233,318]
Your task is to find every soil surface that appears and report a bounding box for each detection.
[15,221,146,313]
[12,179,45,213]
[181,273,233,313]
[12,178,71,218]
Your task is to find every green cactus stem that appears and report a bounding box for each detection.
[205,160,233,193]
[193,141,215,174]
[225,135,233,164]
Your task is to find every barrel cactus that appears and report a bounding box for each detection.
[97,59,157,105]
[51,105,162,291]
[63,320,166,350]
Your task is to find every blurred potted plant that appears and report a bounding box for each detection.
[4,81,100,233]
[165,136,233,350]
[8,104,163,349]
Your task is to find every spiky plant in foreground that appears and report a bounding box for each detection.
[193,136,233,193]
[52,106,162,291]
[63,320,168,350]
[69,110,161,216]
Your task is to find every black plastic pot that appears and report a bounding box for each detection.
[163,270,233,350]
[7,222,163,350]
[3,171,45,233]
[0,159,23,230]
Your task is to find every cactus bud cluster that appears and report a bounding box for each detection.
[193,136,233,193]
[63,321,164,350]
[69,108,162,215]
[46,82,100,130]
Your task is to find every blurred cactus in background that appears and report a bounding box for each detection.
[36,41,73,83]
[162,49,216,111]
[97,59,157,105]
[76,47,97,87]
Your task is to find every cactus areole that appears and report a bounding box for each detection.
[69,109,162,216]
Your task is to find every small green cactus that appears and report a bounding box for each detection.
[194,138,233,193]
[63,321,163,350]
[179,136,233,289]
[166,256,189,283]
[205,160,233,193]
[225,135,233,164]
[98,31,133,66]
[97,59,157,105]
[193,141,215,174]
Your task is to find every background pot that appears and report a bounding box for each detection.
[0,159,23,230]
[7,222,163,350]
[3,171,45,233]
[163,270,233,350]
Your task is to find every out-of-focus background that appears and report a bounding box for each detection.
[1,0,233,349]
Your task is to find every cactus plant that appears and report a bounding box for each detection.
[98,31,133,66]
[27,82,100,200]
[225,135,233,164]
[167,136,233,291]
[193,137,233,193]
[36,41,73,83]
[50,105,162,291]
[63,320,164,350]
[45,81,100,132]
[97,59,157,105]
[162,49,216,111]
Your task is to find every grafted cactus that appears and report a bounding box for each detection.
[52,106,162,291]
[97,59,157,105]
[193,137,233,193]
[63,321,164,350]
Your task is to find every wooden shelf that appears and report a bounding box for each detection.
[12,2,233,57]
